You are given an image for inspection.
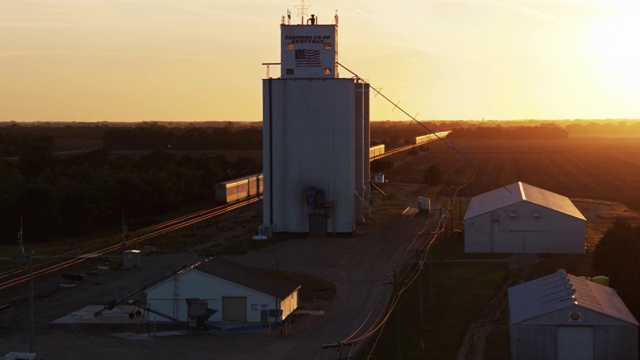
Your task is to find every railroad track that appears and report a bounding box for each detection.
[0,197,261,296]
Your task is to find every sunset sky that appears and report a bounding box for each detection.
[1,0,639,122]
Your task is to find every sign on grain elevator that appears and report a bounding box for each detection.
[280,14,338,78]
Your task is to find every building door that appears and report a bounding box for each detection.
[222,297,247,322]
[557,326,594,360]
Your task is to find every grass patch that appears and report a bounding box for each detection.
[485,254,594,360]
[528,253,593,280]
[201,233,305,256]
[484,318,511,359]
[354,230,595,359]
[429,235,510,261]
[263,270,336,302]
[373,182,436,216]
[356,262,510,359]
[0,259,16,272]
[202,236,268,256]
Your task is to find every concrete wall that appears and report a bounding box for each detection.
[262,78,358,233]
[464,202,585,253]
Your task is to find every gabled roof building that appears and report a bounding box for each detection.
[145,257,300,324]
[464,182,586,253]
[509,269,638,360]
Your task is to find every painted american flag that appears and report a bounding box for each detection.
[295,49,321,67]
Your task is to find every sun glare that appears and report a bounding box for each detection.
[586,2,640,104]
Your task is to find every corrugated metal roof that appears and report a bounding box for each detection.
[464,181,586,221]
[191,257,301,300]
[509,269,638,325]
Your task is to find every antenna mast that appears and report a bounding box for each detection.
[294,0,311,24]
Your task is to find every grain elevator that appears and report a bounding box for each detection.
[261,9,370,236]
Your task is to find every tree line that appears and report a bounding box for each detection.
[0,122,263,157]
[0,124,261,243]
[447,124,569,139]
[592,218,640,319]
[564,121,640,138]
[102,124,262,150]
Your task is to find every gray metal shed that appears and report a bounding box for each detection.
[464,182,586,254]
[509,269,638,360]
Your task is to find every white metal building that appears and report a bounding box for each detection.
[509,269,638,360]
[144,258,300,324]
[261,11,370,235]
[464,181,586,254]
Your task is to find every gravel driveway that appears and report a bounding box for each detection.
[1,206,431,360]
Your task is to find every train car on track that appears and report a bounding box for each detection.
[369,144,385,158]
[415,134,432,145]
[416,131,451,145]
[215,173,263,204]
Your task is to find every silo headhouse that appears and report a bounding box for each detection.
[261,8,370,236]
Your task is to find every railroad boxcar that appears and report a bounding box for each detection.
[415,135,428,144]
[369,144,385,158]
[215,173,263,204]
[247,173,264,197]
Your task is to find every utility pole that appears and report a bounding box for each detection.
[393,272,402,360]
[382,271,403,359]
[459,194,463,225]
[19,216,34,353]
[429,251,434,305]
[449,202,454,240]
[120,211,128,250]
[18,214,24,257]
[417,256,425,329]
[28,250,34,353]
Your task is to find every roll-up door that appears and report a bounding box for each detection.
[557,326,593,360]
[222,297,247,322]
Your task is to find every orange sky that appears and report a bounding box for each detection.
[1,0,639,122]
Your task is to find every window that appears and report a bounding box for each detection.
[323,68,332,75]
[323,43,332,50]
[286,68,294,75]
[286,43,294,50]
[508,209,518,218]
[532,210,542,219]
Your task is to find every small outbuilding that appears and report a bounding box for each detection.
[144,257,300,324]
[464,181,586,253]
[509,269,638,360]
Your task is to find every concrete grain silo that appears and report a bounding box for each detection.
[261,10,370,236]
